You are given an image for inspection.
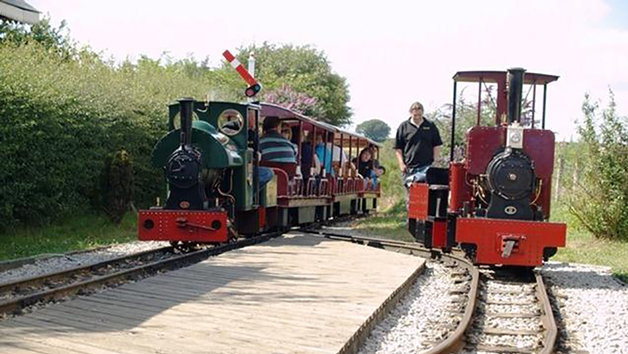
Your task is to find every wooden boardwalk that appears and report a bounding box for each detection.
[0,234,425,354]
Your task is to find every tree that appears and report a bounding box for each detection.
[356,119,391,142]
[1,17,74,58]
[228,43,352,126]
[264,84,318,116]
[568,91,628,240]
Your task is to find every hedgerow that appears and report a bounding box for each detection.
[0,41,232,227]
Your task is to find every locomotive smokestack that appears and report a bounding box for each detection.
[178,97,194,148]
[507,68,526,124]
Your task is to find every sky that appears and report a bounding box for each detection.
[28,0,628,140]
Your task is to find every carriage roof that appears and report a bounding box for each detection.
[260,103,382,148]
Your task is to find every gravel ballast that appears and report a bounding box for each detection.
[358,263,459,354]
[542,262,628,354]
[0,241,169,285]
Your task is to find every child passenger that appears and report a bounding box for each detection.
[354,148,384,190]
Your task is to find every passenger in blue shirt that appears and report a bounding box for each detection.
[315,133,334,176]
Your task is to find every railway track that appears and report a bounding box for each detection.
[460,270,556,354]
[303,228,557,354]
[0,232,279,318]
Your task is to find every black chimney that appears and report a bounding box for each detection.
[507,68,526,124]
[178,97,194,148]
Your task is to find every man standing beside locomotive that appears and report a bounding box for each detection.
[394,101,443,188]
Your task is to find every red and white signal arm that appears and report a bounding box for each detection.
[222,50,262,97]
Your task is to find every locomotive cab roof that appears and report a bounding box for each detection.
[453,71,559,85]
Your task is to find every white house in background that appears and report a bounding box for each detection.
[0,0,39,24]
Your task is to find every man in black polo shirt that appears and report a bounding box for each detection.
[394,101,443,187]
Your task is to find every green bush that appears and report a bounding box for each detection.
[568,92,628,240]
[102,149,133,224]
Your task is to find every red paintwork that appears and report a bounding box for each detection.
[432,220,447,248]
[408,183,429,220]
[259,207,266,229]
[522,129,555,179]
[465,126,506,175]
[270,168,289,197]
[455,218,566,266]
[465,126,555,178]
[449,162,472,213]
[138,210,228,243]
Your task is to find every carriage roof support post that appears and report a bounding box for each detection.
[340,133,344,177]
[349,135,353,177]
[253,109,260,206]
[542,83,548,130]
[323,131,329,178]
[450,80,457,162]
[312,127,317,176]
[297,121,302,163]
[476,79,482,126]
[532,81,537,129]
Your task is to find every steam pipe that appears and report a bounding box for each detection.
[507,68,526,124]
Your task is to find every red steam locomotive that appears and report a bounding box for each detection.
[408,68,566,267]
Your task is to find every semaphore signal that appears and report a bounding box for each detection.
[222,49,262,98]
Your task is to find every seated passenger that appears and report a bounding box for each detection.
[255,165,274,188]
[300,132,321,181]
[259,116,297,163]
[281,124,299,156]
[315,133,334,176]
[353,148,380,189]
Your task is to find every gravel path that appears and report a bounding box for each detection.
[542,262,628,354]
[358,263,459,354]
[0,241,168,285]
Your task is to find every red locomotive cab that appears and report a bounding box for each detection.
[443,68,566,267]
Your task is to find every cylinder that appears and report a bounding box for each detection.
[507,68,526,124]
[178,97,194,147]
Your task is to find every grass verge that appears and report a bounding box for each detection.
[0,213,137,262]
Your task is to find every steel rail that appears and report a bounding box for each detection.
[0,246,174,295]
[0,233,278,317]
[536,272,558,354]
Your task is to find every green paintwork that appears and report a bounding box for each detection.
[155,99,263,212]
[151,120,242,169]
[233,148,255,210]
